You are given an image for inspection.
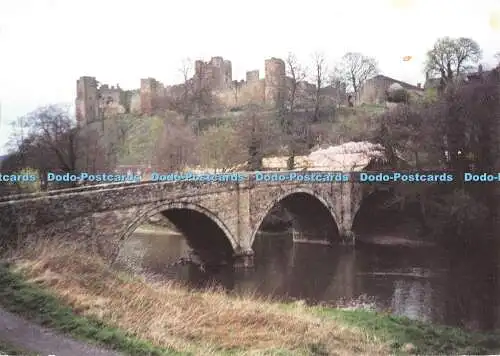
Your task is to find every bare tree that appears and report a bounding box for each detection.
[6,105,88,189]
[286,52,307,114]
[18,105,78,173]
[283,52,308,168]
[329,74,348,108]
[424,37,482,86]
[153,118,198,170]
[310,52,329,123]
[162,58,218,121]
[231,80,241,107]
[234,105,282,170]
[336,52,378,98]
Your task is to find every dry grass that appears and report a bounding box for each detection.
[4,239,389,355]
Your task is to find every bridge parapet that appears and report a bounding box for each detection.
[1,171,365,267]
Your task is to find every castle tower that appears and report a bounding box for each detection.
[223,60,232,89]
[140,78,158,115]
[264,58,286,108]
[194,60,206,91]
[210,56,225,90]
[246,70,260,83]
[75,76,100,126]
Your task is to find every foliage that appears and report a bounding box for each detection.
[372,69,500,243]
[7,105,79,175]
[152,117,198,170]
[13,168,41,193]
[0,264,180,356]
[198,123,241,170]
[386,88,409,103]
[425,190,489,244]
[316,307,500,355]
[116,115,165,166]
[335,52,379,94]
[425,37,482,84]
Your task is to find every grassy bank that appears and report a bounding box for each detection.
[1,240,500,355]
[0,340,37,355]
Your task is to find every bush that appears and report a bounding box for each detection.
[14,168,41,193]
[427,189,489,246]
[386,89,409,103]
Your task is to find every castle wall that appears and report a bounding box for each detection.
[129,92,141,114]
[76,76,100,126]
[358,76,393,104]
[264,58,286,108]
[140,78,162,115]
[217,80,265,108]
[246,70,260,83]
[99,85,126,117]
[76,56,348,123]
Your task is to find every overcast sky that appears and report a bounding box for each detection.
[1,0,500,155]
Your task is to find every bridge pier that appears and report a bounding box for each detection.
[233,249,255,268]
[339,229,356,245]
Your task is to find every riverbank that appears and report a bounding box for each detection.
[1,240,500,355]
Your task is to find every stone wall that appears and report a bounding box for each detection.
[358,75,423,105]
[0,174,363,267]
[76,55,348,122]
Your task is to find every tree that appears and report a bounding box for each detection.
[283,52,308,168]
[198,123,242,171]
[336,52,378,97]
[9,105,79,172]
[234,105,282,170]
[161,58,218,121]
[329,74,348,108]
[424,37,482,85]
[310,52,329,123]
[152,118,198,171]
[231,80,241,107]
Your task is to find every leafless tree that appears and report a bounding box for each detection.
[329,74,348,108]
[286,52,307,114]
[424,37,482,86]
[152,118,198,170]
[336,52,378,98]
[231,80,241,107]
[283,52,309,168]
[162,58,218,121]
[234,105,282,170]
[6,105,87,188]
[310,52,329,123]
[16,105,79,172]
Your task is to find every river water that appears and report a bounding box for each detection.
[114,222,500,332]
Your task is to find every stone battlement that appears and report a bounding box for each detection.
[75,56,346,126]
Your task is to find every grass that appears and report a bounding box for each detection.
[0,340,38,355]
[313,308,500,355]
[0,263,181,356]
[0,240,388,355]
[1,239,500,355]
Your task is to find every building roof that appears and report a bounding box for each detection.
[370,75,423,91]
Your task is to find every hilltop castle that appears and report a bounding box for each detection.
[75,56,346,126]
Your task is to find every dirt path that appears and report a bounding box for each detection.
[0,308,123,356]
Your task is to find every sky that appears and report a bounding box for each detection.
[1,0,500,155]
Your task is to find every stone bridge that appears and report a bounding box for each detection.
[0,171,378,267]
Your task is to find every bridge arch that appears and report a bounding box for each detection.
[249,188,340,247]
[121,201,239,252]
[351,185,399,235]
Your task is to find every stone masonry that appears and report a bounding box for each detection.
[0,173,367,267]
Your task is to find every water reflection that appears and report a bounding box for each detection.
[115,227,500,332]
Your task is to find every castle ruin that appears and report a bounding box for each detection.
[75,56,345,126]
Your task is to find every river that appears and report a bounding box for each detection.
[115,224,500,332]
